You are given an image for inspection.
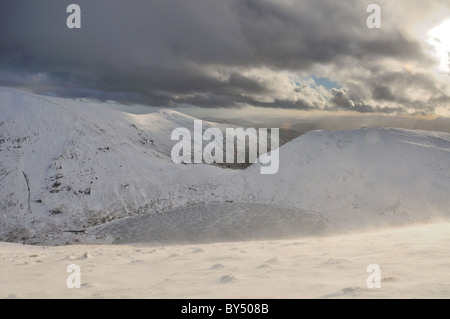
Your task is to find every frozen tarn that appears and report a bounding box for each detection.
[87,202,324,245]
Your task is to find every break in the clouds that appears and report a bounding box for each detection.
[0,0,449,115]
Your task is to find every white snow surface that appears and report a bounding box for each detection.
[1,86,450,245]
[1,222,450,298]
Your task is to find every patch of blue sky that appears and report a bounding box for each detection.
[294,75,341,90]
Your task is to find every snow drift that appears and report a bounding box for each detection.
[1,87,450,245]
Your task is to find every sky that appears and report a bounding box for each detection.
[0,0,450,117]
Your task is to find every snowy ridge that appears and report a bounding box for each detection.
[1,87,450,245]
[0,87,235,244]
[230,126,450,232]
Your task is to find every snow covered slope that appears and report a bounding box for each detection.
[229,127,450,232]
[1,87,450,245]
[3,222,450,298]
[0,87,237,244]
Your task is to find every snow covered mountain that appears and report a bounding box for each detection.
[1,87,450,245]
[0,87,236,244]
[233,127,450,233]
[93,127,450,245]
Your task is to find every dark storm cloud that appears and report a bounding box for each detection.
[329,66,450,114]
[0,0,449,114]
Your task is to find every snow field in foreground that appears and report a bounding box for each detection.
[1,222,450,299]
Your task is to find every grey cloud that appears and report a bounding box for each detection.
[0,0,449,115]
[372,86,395,102]
[330,88,355,109]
